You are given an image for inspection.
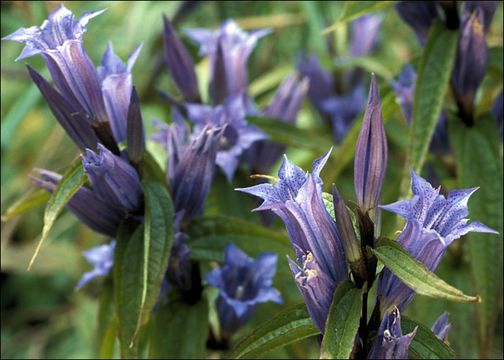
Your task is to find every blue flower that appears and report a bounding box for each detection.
[237,150,347,332]
[186,20,270,103]
[76,240,116,290]
[186,94,267,181]
[98,42,143,144]
[377,169,497,311]
[205,243,282,338]
[368,307,417,359]
[348,14,382,57]
[354,74,388,214]
[431,312,451,342]
[82,143,143,213]
[395,1,438,45]
[31,169,124,236]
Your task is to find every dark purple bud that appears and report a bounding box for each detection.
[368,307,417,359]
[492,90,503,140]
[354,74,388,213]
[431,312,451,341]
[171,125,221,223]
[205,243,282,338]
[32,169,123,236]
[27,65,99,151]
[98,42,142,144]
[452,7,488,122]
[167,231,193,291]
[76,240,116,289]
[464,1,498,34]
[395,1,439,45]
[163,16,201,103]
[82,144,142,212]
[297,55,334,112]
[210,41,228,105]
[126,87,145,163]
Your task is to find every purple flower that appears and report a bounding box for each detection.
[237,150,347,332]
[205,243,282,338]
[377,169,497,311]
[163,16,201,103]
[431,312,451,342]
[98,42,142,144]
[82,144,142,212]
[464,1,498,34]
[395,1,438,45]
[297,55,334,112]
[368,307,417,359]
[493,90,503,140]
[186,20,270,103]
[76,240,116,289]
[247,75,309,173]
[349,14,382,58]
[3,5,108,126]
[186,95,267,181]
[32,169,123,236]
[354,74,388,213]
[452,6,490,121]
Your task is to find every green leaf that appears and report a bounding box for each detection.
[28,159,86,270]
[232,303,320,359]
[400,22,458,195]
[449,114,503,357]
[2,188,50,220]
[97,281,116,358]
[247,116,333,154]
[321,281,363,359]
[149,296,209,359]
[322,1,397,33]
[114,181,174,357]
[187,215,292,262]
[142,150,166,184]
[371,239,480,303]
[401,315,455,359]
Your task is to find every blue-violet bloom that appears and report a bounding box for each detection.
[76,240,116,289]
[205,243,282,338]
[431,312,451,342]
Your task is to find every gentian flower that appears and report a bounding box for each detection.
[82,144,143,213]
[31,169,123,236]
[3,5,122,153]
[368,307,417,359]
[186,20,270,104]
[162,16,201,103]
[76,240,116,289]
[247,75,309,174]
[237,150,347,332]
[377,169,497,311]
[354,74,387,214]
[98,42,143,144]
[186,94,267,181]
[492,90,503,140]
[395,1,438,45]
[298,15,381,143]
[205,243,282,339]
[431,312,451,342]
[392,64,450,154]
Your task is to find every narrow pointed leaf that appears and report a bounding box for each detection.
[449,114,503,357]
[149,296,209,359]
[232,303,320,359]
[371,239,479,303]
[2,188,49,220]
[400,22,458,195]
[28,159,86,270]
[321,281,363,359]
[401,315,455,359]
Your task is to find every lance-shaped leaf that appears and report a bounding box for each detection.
[28,159,86,270]
[114,181,174,356]
[400,22,458,194]
[2,188,49,221]
[371,239,479,303]
[321,281,363,359]
[232,303,320,359]
[401,315,455,359]
[126,87,145,163]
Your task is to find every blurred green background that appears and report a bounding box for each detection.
[1,1,502,358]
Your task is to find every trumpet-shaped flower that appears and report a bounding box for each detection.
[237,150,347,332]
[76,240,116,289]
[205,243,282,338]
[432,312,451,342]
